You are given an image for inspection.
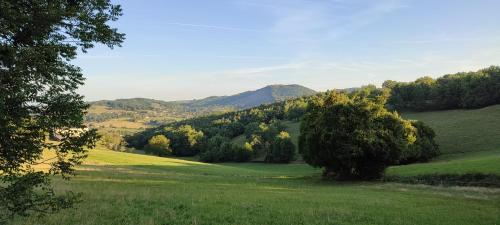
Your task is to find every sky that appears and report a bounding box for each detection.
[76,0,500,101]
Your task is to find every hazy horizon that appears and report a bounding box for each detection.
[76,0,500,101]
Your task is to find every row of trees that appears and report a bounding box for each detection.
[384,66,500,111]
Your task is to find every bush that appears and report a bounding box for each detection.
[299,91,417,180]
[145,135,172,156]
[265,131,295,163]
[400,121,440,164]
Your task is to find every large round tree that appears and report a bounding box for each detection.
[0,0,124,221]
[299,91,416,180]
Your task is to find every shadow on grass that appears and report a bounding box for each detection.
[384,173,500,188]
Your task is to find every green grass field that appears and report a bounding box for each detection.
[10,106,500,224]
[12,149,500,225]
[402,105,500,154]
[387,150,500,177]
[386,105,500,179]
[274,106,500,178]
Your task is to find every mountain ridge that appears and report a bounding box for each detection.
[91,84,317,110]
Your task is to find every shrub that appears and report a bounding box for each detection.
[299,91,417,180]
[400,121,440,164]
[145,135,172,156]
[265,131,295,163]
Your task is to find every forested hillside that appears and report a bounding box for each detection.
[86,84,316,129]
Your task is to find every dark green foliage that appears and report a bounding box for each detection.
[400,121,440,164]
[125,99,297,159]
[265,132,295,163]
[199,138,251,163]
[386,66,500,111]
[0,0,123,221]
[163,125,204,157]
[126,83,441,167]
[145,135,172,156]
[383,173,500,188]
[299,91,417,180]
[284,98,308,121]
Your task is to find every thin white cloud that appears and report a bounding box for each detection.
[221,62,309,78]
[213,55,287,60]
[79,53,161,59]
[162,22,262,32]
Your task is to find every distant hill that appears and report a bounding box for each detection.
[186,84,317,109]
[87,84,316,128]
[91,84,317,111]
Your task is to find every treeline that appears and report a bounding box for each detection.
[384,66,500,111]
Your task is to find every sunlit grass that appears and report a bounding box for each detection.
[10,148,500,225]
[387,150,500,177]
[403,105,500,154]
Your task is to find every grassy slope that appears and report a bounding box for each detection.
[388,105,500,177]
[266,105,500,176]
[402,105,500,154]
[386,150,500,176]
[14,149,500,225]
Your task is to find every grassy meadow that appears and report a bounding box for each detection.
[274,105,500,178]
[385,105,500,183]
[387,150,500,176]
[402,105,500,154]
[10,105,500,224]
[11,149,500,225]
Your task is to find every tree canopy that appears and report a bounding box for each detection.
[385,66,500,111]
[146,135,172,156]
[0,0,124,221]
[266,131,296,163]
[299,91,419,180]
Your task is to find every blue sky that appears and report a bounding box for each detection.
[76,0,500,101]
